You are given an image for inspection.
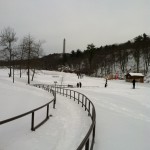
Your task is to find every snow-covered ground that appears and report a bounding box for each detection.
[0,69,150,150]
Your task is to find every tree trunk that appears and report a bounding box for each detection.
[28,65,30,84]
[27,44,31,84]
[20,65,22,78]
[9,42,12,77]
[137,58,139,73]
[31,69,35,81]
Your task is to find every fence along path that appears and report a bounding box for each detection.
[0,83,96,150]
[35,84,96,150]
[0,87,56,131]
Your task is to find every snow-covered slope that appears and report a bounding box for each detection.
[0,69,90,150]
[0,69,150,150]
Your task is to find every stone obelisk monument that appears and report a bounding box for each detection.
[63,38,66,54]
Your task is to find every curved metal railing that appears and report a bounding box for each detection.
[35,84,96,150]
[0,86,56,131]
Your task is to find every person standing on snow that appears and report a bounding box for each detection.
[132,79,136,89]
[79,82,82,88]
[105,79,108,88]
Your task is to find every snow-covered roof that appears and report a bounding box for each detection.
[129,73,144,77]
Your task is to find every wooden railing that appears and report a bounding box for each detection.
[0,86,56,131]
[35,84,96,150]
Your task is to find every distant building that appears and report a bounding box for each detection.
[125,73,144,83]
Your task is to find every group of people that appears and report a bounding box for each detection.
[77,82,82,88]
[77,72,83,79]
[104,78,136,89]
[76,77,136,89]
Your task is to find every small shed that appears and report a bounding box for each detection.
[125,73,144,83]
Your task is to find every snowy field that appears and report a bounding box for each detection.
[0,68,150,150]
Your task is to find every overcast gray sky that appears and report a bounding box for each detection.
[0,0,150,55]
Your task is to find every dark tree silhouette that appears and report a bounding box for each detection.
[0,27,17,77]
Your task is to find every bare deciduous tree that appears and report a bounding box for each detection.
[0,27,17,77]
[22,35,43,84]
[17,38,26,78]
[31,40,43,81]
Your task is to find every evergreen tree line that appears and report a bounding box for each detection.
[44,33,150,77]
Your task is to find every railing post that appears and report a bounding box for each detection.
[63,89,64,96]
[93,124,95,141]
[31,112,35,131]
[92,107,94,120]
[53,92,56,109]
[70,90,71,99]
[85,139,89,150]
[85,98,87,111]
[82,95,84,107]
[47,104,49,119]
[66,89,67,97]
[78,93,80,104]
[74,91,75,101]
[88,101,90,116]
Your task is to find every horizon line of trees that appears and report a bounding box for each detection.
[1,26,150,79]
[42,33,150,77]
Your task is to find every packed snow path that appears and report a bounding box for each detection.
[75,85,150,150]
[0,69,150,150]
[0,93,90,150]
[0,70,90,150]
